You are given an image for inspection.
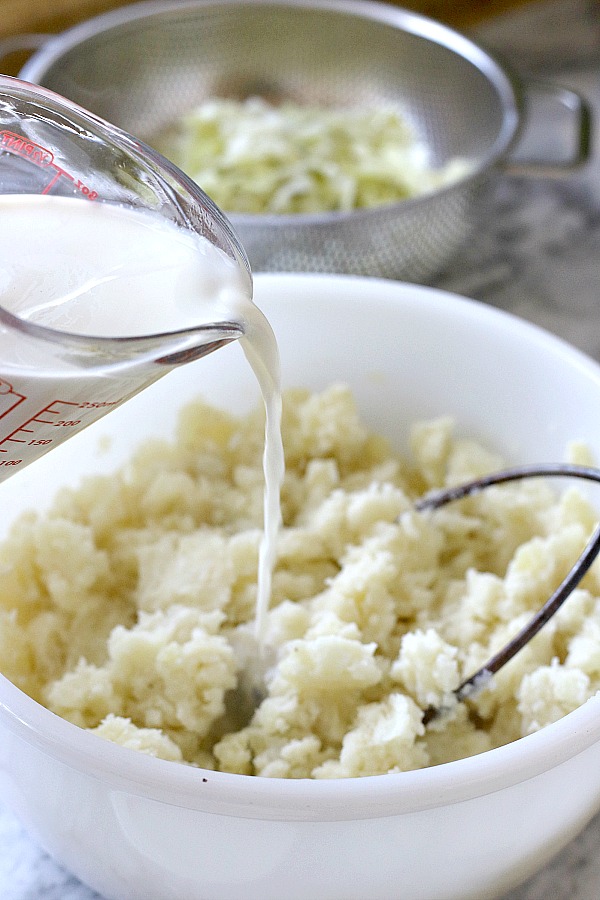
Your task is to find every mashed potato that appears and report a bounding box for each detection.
[0,384,598,778]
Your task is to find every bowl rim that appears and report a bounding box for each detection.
[2,670,600,821]
[18,0,523,223]
[2,272,600,822]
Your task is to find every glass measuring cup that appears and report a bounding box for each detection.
[0,74,254,482]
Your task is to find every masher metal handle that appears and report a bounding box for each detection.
[417,464,600,724]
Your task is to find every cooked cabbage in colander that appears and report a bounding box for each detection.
[154,97,471,215]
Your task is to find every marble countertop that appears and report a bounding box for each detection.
[3,0,600,897]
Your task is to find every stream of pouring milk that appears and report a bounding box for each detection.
[0,194,284,646]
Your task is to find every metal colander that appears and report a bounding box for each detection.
[8,0,566,278]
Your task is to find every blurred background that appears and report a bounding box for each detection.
[0,0,541,69]
[0,0,536,34]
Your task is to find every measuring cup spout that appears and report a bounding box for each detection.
[154,324,245,365]
[0,316,248,484]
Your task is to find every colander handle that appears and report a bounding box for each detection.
[503,80,592,176]
[0,34,49,69]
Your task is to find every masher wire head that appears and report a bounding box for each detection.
[415,463,600,725]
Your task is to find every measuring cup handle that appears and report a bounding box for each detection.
[503,79,592,177]
[0,33,49,70]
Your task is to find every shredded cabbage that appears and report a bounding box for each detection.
[154,97,471,215]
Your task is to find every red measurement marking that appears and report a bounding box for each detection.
[0,399,79,452]
[0,130,54,167]
[41,165,74,195]
[0,130,98,200]
[0,379,26,421]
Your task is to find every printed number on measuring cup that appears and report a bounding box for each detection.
[54,420,82,427]
[78,401,119,409]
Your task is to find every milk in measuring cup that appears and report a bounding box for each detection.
[0,194,284,635]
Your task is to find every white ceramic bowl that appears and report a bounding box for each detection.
[2,274,600,900]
